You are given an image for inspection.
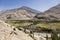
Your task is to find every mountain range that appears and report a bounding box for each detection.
[35,4,60,20]
[0,6,40,20]
[0,4,60,21]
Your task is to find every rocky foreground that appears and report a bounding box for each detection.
[0,20,33,40]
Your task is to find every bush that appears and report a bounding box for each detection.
[46,34,48,40]
[51,31,59,40]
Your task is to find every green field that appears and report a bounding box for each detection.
[6,20,60,32]
[37,23,60,29]
[7,21,33,27]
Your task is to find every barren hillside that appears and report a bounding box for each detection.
[35,4,60,20]
[0,20,33,40]
[0,6,40,20]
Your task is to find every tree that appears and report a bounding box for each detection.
[46,34,48,40]
[58,37,60,40]
[51,31,59,40]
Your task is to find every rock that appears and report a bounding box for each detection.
[0,20,33,40]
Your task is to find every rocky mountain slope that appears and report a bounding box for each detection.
[0,6,40,20]
[44,4,60,20]
[0,20,33,40]
[35,4,60,20]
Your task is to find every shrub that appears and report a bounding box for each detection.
[51,31,59,40]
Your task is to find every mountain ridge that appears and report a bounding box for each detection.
[1,3,60,21]
[0,6,40,20]
[35,3,60,20]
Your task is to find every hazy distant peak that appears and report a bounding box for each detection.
[17,6,40,13]
[45,3,60,12]
[50,3,60,9]
[20,6,30,9]
[55,3,60,7]
[17,6,32,10]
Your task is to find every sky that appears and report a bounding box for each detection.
[0,0,60,12]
